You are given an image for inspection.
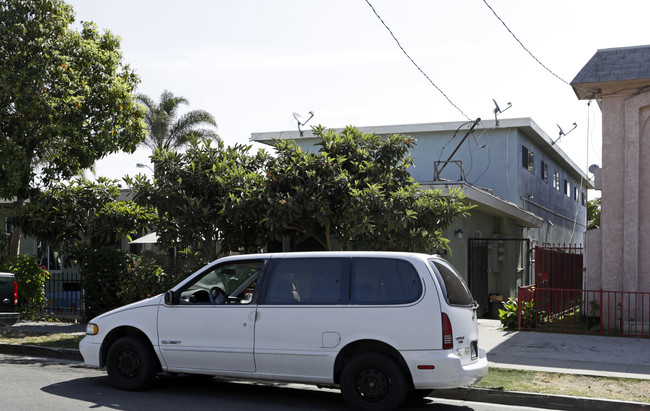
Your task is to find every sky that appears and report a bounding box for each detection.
[65,0,650,184]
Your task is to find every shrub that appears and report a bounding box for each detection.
[499,296,547,330]
[80,246,129,320]
[3,255,50,319]
[498,298,519,330]
[117,255,168,305]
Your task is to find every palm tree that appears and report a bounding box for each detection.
[137,90,219,151]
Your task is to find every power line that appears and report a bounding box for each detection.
[481,0,572,86]
[364,0,472,121]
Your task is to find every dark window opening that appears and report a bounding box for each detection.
[522,146,534,173]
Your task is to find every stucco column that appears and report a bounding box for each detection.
[600,97,626,292]
[623,95,640,291]
[623,92,650,292]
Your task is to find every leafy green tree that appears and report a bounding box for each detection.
[2,255,50,319]
[137,90,219,152]
[0,0,147,257]
[127,138,268,260]
[13,177,157,318]
[14,178,156,262]
[587,197,601,230]
[263,125,472,252]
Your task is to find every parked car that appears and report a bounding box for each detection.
[0,272,19,327]
[80,252,488,410]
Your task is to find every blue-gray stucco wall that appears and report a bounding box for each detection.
[286,125,588,245]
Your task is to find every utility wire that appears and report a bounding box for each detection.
[364,0,472,121]
[481,0,572,86]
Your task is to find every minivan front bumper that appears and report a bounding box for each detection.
[79,335,102,368]
[404,347,488,389]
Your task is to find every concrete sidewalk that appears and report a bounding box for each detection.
[478,319,650,380]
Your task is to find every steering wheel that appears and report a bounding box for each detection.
[209,287,228,304]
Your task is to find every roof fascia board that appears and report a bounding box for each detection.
[425,182,543,228]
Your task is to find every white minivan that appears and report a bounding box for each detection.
[80,251,488,410]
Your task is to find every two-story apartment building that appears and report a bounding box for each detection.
[252,117,592,316]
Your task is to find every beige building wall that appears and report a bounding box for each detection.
[589,91,650,292]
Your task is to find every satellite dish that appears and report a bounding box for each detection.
[492,99,512,126]
[493,99,501,113]
[292,111,314,136]
[552,122,577,145]
[588,164,600,173]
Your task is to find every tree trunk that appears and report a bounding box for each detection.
[9,198,25,258]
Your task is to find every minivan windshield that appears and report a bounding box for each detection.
[429,260,474,306]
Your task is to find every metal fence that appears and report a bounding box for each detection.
[534,244,583,290]
[517,285,650,338]
[21,271,84,322]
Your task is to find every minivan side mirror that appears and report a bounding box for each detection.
[164,290,179,305]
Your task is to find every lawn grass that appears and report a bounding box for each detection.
[475,368,650,403]
[0,329,84,349]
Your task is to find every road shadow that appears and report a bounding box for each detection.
[40,372,475,410]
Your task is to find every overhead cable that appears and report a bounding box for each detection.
[364,0,472,121]
[481,0,573,86]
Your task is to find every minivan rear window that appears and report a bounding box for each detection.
[351,258,422,305]
[429,260,474,306]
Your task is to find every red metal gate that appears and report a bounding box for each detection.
[532,244,583,326]
[534,244,583,290]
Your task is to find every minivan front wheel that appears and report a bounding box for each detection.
[340,353,408,411]
[106,336,157,391]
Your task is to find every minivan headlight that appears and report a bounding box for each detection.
[86,323,99,335]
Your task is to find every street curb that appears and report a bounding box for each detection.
[1,343,648,410]
[433,387,650,410]
[0,343,83,362]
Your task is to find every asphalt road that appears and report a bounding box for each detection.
[0,354,564,411]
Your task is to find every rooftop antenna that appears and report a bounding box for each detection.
[493,99,512,127]
[552,122,577,145]
[292,111,314,137]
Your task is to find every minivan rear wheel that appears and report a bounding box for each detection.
[106,336,157,391]
[340,353,408,411]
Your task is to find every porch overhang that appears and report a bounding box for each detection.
[129,232,159,244]
[423,182,544,228]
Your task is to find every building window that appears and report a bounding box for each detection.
[553,171,560,190]
[581,192,586,206]
[564,179,570,197]
[37,241,61,271]
[522,146,534,173]
[574,187,578,202]
[541,161,548,183]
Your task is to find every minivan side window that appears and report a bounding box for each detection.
[351,258,422,305]
[264,258,349,305]
[178,260,264,304]
[429,260,474,306]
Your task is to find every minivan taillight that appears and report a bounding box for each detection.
[442,313,453,349]
[13,281,18,305]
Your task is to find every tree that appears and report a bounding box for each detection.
[0,0,147,257]
[126,138,268,260]
[14,177,156,263]
[13,177,157,318]
[137,90,219,152]
[587,197,601,230]
[263,125,472,252]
